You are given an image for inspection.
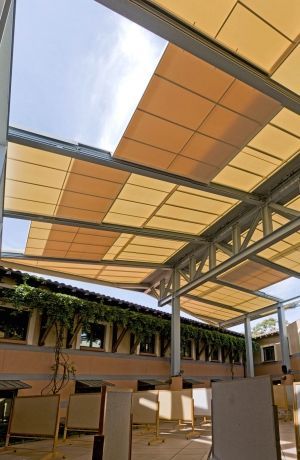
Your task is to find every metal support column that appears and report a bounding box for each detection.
[244,317,254,377]
[171,268,181,377]
[277,304,291,371]
[262,205,273,236]
[0,0,14,248]
[209,243,216,269]
[232,224,241,254]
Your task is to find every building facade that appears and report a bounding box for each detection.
[0,268,245,406]
[255,320,300,382]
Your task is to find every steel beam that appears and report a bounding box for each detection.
[244,317,254,377]
[159,159,300,270]
[95,0,300,114]
[277,303,291,371]
[250,255,300,280]
[160,217,300,305]
[219,297,300,328]
[213,278,281,302]
[179,306,220,326]
[7,127,262,205]
[1,251,170,269]
[171,269,181,377]
[0,0,12,59]
[0,259,150,290]
[184,293,245,315]
[269,202,300,220]
[3,209,203,243]
[215,241,300,281]
[0,0,14,252]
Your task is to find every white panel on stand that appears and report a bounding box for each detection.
[212,376,281,460]
[103,389,133,460]
[192,388,212,417]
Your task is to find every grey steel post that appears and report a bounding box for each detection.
[0,0,15,249]
[209,243,216,269]
[232,224,241,254]
[277,304,291,371]
[171,268,181,376]
[244,317,254,377]
[262,205,273,236]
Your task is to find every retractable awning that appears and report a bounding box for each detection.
[0,380,31,391]
[183,378,205,385]
[138,379,169,386]
[2,0,300,328]
[76,379,114,389]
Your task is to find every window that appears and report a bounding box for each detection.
[233,350,241,364]
[0,391,15,445]
[80,324,106,349]
[0,307,30,341]
[263,345,275,362]
[221,348,228,363]
[181,340,192,358]
[210,346,220,362]
[139,335,156,354]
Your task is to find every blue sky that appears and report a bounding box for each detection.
[10,0,166,150]
[3,0,300,333]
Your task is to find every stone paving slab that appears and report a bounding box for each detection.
[0,421,296,459]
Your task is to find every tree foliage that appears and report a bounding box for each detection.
[0,284,258,391]
[251,318,278,338]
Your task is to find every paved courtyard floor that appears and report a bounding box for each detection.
[0,420,297,459]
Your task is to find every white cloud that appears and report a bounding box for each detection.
[79,17,166,152]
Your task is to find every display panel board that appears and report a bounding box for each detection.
[8,395,60,438]
[212,377,281,460]
[157,389,193,421]
[132,391,158,424]
[65,393,101,433]
[273,385,288,410]
[103,389,133,460]
[293,382,300,454]
[193,388,212,417]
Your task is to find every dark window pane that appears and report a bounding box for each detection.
[211,347,219,361]
[0,307,29,341]
[263,346,275,362]
[140,335,155,354]
[80,324,106,349]
[181,340,192,358]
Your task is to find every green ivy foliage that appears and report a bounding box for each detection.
[0,284,258,353]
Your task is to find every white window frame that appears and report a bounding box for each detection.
[261,344,277,362]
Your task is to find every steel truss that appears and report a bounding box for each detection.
[4,124,300,326]
[158,208,300,308]
[219,296,300,329]
[3,0,300,328]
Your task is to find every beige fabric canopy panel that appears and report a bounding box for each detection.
[3,5,300,324]
[149,0,300,94]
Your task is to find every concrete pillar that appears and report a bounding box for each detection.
[244,317,254,377]
[278,304,291,371]
[171,269,181,377]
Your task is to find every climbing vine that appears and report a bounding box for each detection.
[0,283,258,391]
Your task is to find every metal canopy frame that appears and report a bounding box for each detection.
[95,0,300,114]
[3,127,300,326]
[1,0,299,334]
[8,127,261,205]
[159,216,300,306]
